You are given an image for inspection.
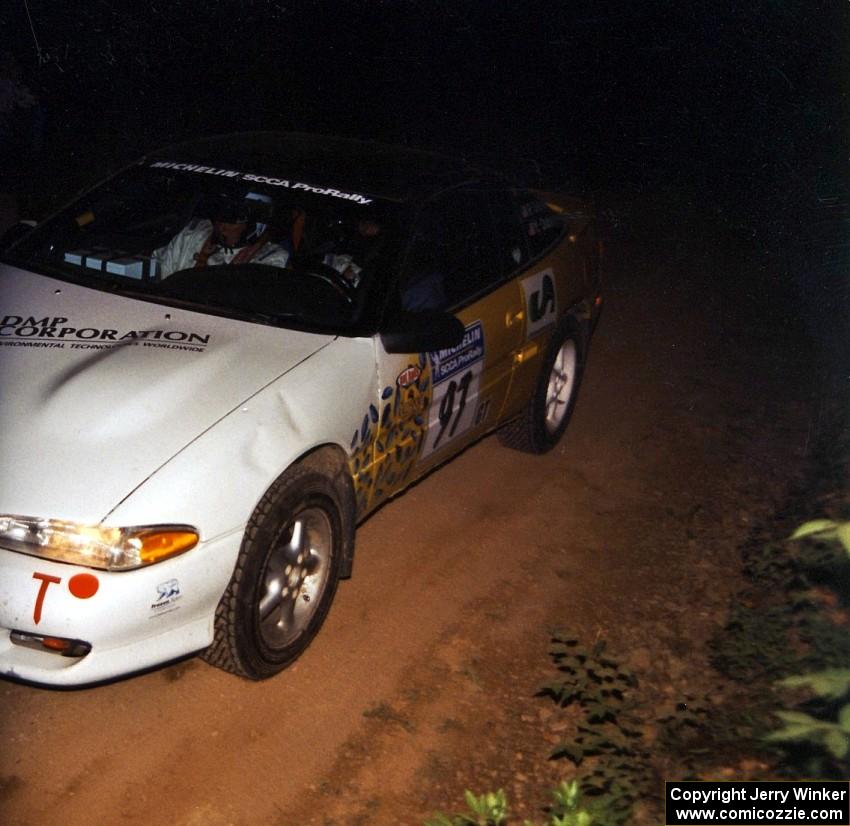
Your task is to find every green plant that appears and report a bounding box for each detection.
[780,669,850,700]
[429,508,850,826]
[790,520,850,555]
[539,632,654,825]
[766,670,850,774]
[540,635,637,724]
[710,603,807,681]
[549,780,593,826]
[712,518,850,683]
[424,781,598,826]
[763,522,850,776]
[768,704,850,760]
[425,789,508,826]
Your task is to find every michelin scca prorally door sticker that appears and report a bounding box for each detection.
[521,268,558,337]
[420,321,485,460]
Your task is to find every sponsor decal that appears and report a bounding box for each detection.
[0,315,211,352]
[428,321,484,386]
[349,354,432,517]
[31,573,60,625]
[68,573,99,599]
[417,321,487,461]
[420,362,484,461]
[396,364,421,388]
[150,578,182,616]
[149,160,373,205]
[521,269,558,337]
[31,571,100,624]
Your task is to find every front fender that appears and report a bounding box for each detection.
[104,337,376,542]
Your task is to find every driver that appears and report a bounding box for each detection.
[321,216,383,288]
[153,192,290,278]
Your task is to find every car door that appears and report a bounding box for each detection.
[353,187,527,515]
[499,191,582,421]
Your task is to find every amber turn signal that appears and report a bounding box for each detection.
[135,530,199,565]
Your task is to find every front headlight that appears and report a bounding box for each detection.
[0,515,199,571]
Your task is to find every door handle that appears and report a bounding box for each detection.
[514,342,539,364]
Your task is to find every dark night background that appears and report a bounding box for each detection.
[1,0,848,315]
[3,6,850,815]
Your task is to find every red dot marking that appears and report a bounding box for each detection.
[68,573,99,599]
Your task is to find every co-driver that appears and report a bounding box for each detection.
[154,192,290,278]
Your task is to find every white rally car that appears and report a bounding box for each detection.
[0,132,602,684]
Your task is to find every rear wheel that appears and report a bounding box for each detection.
[203,463,344,679]
[499,324,584,454]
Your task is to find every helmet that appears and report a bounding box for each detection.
[208,192,250,224]
[243,192,273,243]
[206,191,274,247]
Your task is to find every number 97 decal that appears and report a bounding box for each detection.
[420,362,482,460]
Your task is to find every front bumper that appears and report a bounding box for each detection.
[0,529,242,686]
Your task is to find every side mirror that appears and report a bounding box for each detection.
[380,310,465,354]
[1,220,37,250]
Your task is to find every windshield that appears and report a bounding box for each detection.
[3,159,405,333]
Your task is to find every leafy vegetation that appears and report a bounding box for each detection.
[538,633,651,825]
[426,634,655,826]
[711,517,850,676]
[425,781,600,826]
[762,520,850,777]
[425,514,850,824]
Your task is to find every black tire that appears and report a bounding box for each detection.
[498,322,584,454]
[203,462,345,679]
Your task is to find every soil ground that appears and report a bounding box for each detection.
[0,199,820,824]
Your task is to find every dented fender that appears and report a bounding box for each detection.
[104,336,377,538]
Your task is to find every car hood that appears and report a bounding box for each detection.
[0,265,335,522]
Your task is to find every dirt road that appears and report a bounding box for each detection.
[0,211,815,824]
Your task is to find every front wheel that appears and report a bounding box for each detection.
[203,463,344,679]
[499,324,584,454]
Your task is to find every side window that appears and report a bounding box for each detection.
[518,194,565,260]
[399,189,504,312]
[487,190,527,277]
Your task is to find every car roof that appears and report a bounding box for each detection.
[146,131,503,204]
